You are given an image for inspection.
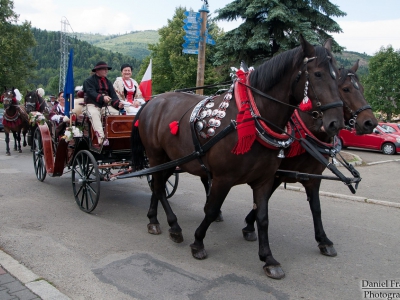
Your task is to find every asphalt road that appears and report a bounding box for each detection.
[0,132,399,300]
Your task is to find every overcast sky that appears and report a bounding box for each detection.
[13,0,400,55]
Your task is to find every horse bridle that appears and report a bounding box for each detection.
[2,91,15,109]
[296,55,343,119]
[25,92,45,111]
[342,72,372,127]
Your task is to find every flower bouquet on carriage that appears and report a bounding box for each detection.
[28,111,46,126]
[61,125,83,142]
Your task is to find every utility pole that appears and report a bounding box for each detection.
[196,1,209,95]
[59,17,74,93]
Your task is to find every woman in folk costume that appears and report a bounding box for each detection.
[113,64,145,115]
[49,91,68,125]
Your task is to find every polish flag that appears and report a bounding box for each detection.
[139,59,152,101]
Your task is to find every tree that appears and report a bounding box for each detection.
[213,0,346,65]
[0,0,36,91]
[363,46,400,121]
[141,7,225,94]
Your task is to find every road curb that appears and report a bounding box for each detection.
[280,185,400,209]
[0,250,71,300]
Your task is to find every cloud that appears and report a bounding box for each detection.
[332,19,400,55]
[68,7,134,34]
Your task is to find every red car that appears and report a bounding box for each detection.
[379,122,400,135]
[339,125,400,155]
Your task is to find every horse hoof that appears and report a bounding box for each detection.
[18,150,22,153]
[23,142,27,147]
[169,230,184,243]
[242,230,257,241]
[263,265,285,279]
[190,244,207,260]
[6,152,10,156]
[319,245,337,257]
[147,223,161,235]
[215,212,224,222]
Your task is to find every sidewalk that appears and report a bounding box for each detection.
[0,250,70,300]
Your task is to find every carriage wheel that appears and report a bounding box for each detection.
[32,128,47,182]
[72,150,101,213]
[147,172,179,199]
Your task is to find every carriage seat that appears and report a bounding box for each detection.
[72,97,85,116]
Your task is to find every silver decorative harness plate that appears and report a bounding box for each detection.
[190,83,234,139]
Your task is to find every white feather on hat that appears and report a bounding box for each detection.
[14,89,22,101]
[36,88,45,97]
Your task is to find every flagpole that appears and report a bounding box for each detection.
[69,94,72,127]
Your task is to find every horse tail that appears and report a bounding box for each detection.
[131,103,149,171]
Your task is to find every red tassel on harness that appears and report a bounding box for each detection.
[169,121,179,135]
[299,97,312,111]
[231,103,256,155]
[134,120,139,127]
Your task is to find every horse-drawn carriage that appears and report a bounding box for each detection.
[25,36,378,279]
[31,107,179,213]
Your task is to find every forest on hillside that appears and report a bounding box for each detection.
[29,28,141,95]
[75,31,159,61]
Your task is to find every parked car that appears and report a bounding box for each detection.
[339,125,400,155]
[0,108,4,132]
[379,122,400,135]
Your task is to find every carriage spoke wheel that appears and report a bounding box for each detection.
[72,150,100,213]
[32,128,47,182]
[147,172,179,199]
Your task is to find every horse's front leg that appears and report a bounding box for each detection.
[253,184,285,279]
[5,132,11,155]
[190,178,231,260]
[303,180,336,257]
[153,170,183,243]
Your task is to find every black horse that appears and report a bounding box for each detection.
[240,60,378,257]
[24,90,49,115]
[24,90,49,149]
[1,87,29,155]
[129,36,345,279]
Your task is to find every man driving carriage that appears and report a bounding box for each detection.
[83,61,124,146]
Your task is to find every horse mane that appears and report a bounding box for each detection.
[249,44,334,91]
[249,47,302,91]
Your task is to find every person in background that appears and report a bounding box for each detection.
[47,95,56,110]
[83,61,123,146]
[113,63,145,115]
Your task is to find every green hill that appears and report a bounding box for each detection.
[334,51,370,77]
[75,30,159,61]
[29,28,141,95]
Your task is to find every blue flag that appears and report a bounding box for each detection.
[63,49,74,117]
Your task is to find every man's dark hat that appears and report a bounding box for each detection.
[92,61,112,72]
[120,63,133,72]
